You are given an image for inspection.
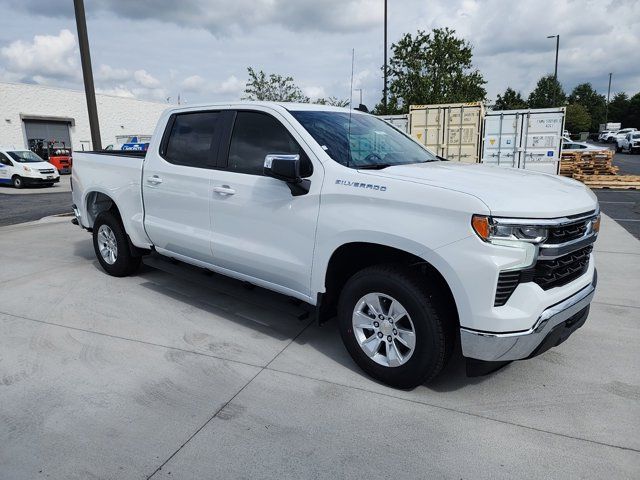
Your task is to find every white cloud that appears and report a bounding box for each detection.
[181,74,206,91]
[95,86,136,98]
[0,29,79,80]
[133,69,160,88]
[303,86,326,100]
[215,75,244,95]
[179,74,244,100]
[96,64,130,82]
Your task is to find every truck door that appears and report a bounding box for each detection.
[142,110,221,263]
[209,109,322,299]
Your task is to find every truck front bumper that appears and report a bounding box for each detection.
[460,271,597,362]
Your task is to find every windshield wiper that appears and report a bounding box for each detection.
[357,163,396,170]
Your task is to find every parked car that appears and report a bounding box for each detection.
[71,102,600,388]
[561,140,602,153]
[598,131,614,142]
[608,128,637,144]
[619,132,640,154]
[0,147,60,188]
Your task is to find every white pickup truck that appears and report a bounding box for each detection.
[72,102,599,388]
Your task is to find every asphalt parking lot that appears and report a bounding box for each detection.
[0,213,638,479]
[588,142,640,239]
[0,175,72,227]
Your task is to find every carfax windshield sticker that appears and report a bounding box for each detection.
[336,179,387,191]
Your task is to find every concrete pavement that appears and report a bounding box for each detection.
[0,215,638,479]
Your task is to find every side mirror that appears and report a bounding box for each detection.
[264,154,311,196]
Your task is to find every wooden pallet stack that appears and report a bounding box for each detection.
[559,150,640,189]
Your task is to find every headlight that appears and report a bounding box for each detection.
[23,166,32,172]
[472,215,548,244]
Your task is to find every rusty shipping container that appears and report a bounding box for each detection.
[409,102,484,163]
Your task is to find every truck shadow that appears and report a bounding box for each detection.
[107,256,502,392]
[79,246,499,393]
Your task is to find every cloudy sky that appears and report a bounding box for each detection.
[0,0,638,107]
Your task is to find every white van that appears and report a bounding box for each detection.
[0,148,60,188]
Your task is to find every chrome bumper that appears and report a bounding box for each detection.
[460,272,597,362]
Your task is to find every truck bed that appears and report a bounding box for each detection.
[71,150,148,246]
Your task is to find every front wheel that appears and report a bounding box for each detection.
[12,176,23,189]
[92,211,141,277]
[338,265,454,389]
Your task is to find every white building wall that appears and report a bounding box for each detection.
[0,82,170,150]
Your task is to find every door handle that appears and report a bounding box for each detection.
[213,185,236,196]
[147,175,163,185]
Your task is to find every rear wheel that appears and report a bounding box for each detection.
[12,175,23,189]
[92,211,141,277]
[338,265,454,389]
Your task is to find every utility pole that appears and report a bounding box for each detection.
[605,72,613,124]
[383,0,388,113]
[73,0,101,150]
[547,34,559,106]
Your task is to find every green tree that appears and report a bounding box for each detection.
[493,87,528,110]
[384,28,486,113]
[607,92,629,125]
[623,92,640,128]
[243,67,309,102]
[527,75,566,108]
[568,83,606,131]
[314,97,350,107]
[565,104,591,133]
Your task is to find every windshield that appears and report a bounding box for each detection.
[8,150,45,163]
[291,111,437,168]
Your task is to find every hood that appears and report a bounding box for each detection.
[363,162,597,218]
[21,161,58,173]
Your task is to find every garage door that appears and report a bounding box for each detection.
[23,120,72,149]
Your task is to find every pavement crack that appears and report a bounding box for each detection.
[263,367,640,455]
[145,318,315,479]
[593,301,640,310]
[0,310,263,370]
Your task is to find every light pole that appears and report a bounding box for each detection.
[605,72,613,124]
[546,34,559,106]
[355,88,363,106]
[73,0,101,150]
[383,0,388,113]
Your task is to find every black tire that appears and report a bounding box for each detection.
[12,175,23,189]
[616,144,621,153]
[338,265,454,389]
[92,211,141,277]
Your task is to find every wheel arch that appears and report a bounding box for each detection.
[84,190,121,228]
[319,242,459,329]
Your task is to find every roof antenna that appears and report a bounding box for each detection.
[347,48,355,168]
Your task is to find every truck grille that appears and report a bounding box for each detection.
[39,169,55,174]
[546,221,589,244]
[494,271,521,306]
[532,245,592,290]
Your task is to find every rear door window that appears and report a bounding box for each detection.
[163,112,220,168]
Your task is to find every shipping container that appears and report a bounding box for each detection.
[409,102,484,163]
[378,114,409,133]
[482,108,565,175]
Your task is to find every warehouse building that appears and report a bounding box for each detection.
[0,82,170,151]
